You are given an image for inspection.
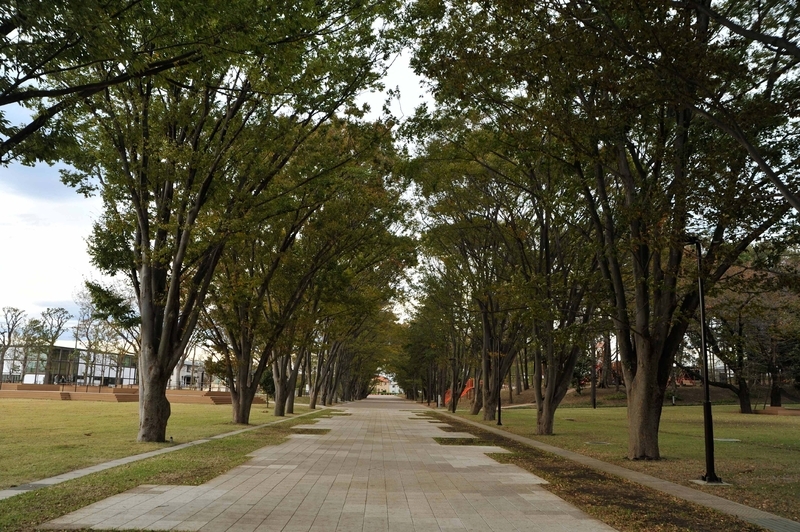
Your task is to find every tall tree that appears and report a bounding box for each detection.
[38,307,71,384]
[0,307,25,389]
[65,1,398,441]
[202,120,408,423]
[406,0,797,460]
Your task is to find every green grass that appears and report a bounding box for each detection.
[0,399,308,489]
[451,404,800,522]
[0,410,328,532]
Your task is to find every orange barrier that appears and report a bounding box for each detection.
[445,378,475,405]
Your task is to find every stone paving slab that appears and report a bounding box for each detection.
[42,397,616,531]
[436,409,800,532]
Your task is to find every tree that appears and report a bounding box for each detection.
[38,307,71,383]
[303,230,413,410]
[406,122,604,432]
[0,0,274,164]
[85,280,141,385]
[406,0,797,459]
[64,1,399,441]
[0,307,25,388]
[201,120,410,423]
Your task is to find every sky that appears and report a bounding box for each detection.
[0,53,428,341]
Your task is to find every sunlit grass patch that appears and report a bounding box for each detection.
[0,398,310,489]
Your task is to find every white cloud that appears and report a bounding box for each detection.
[0,163,106,316]
[356,51,429,121]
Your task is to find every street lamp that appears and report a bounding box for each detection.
[687,237,723,484]
[496,347,502,426]
[427,363,431,407]
[672,362,677,406]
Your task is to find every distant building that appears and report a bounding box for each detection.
[373,375,401,394]
[1,345,137,386]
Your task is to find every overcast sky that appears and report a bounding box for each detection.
[0,53,427,340]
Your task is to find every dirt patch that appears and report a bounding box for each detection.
[290,428,331,435]
[436,425,466,432]
[433,437,495,446]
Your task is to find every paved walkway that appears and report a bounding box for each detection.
[43,396,615,531]
[437,410,800,532]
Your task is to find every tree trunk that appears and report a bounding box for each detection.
[327,360,339,405]
[285,385,297,414]
[468,387,481,414]
[137,355,171,442]
[737,377,753,414]
[601,333,613,388]
[480,308,492,419]
[770,370,782,407]
[536,399,557,434]
[625,372,666,460]
[469,368,482,415]
[0,348,6,390]
[20,349,28,380]
[297,349,309,397]
[522,346,529,391]
[309,351,324,409]
[285,350,303,414]
[483,357,497,421]
[231,385,258,424]
[273,356,291,417]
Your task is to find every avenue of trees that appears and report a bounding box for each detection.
[2,0,410,441]
[2,0,800,460]
[391,0,800,460]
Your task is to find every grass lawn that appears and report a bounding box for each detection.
[451,403,800,522]
[0,409,330,532]
[0,399,308,489]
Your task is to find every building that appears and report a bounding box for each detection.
[1,345,137,386]
[373,375,401,394]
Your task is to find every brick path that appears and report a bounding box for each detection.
[42,396,615,531]
[437,410,800,532]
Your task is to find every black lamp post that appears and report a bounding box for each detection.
[427,363,431,407]
[688,237,722,484]
[496,349,502,426]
